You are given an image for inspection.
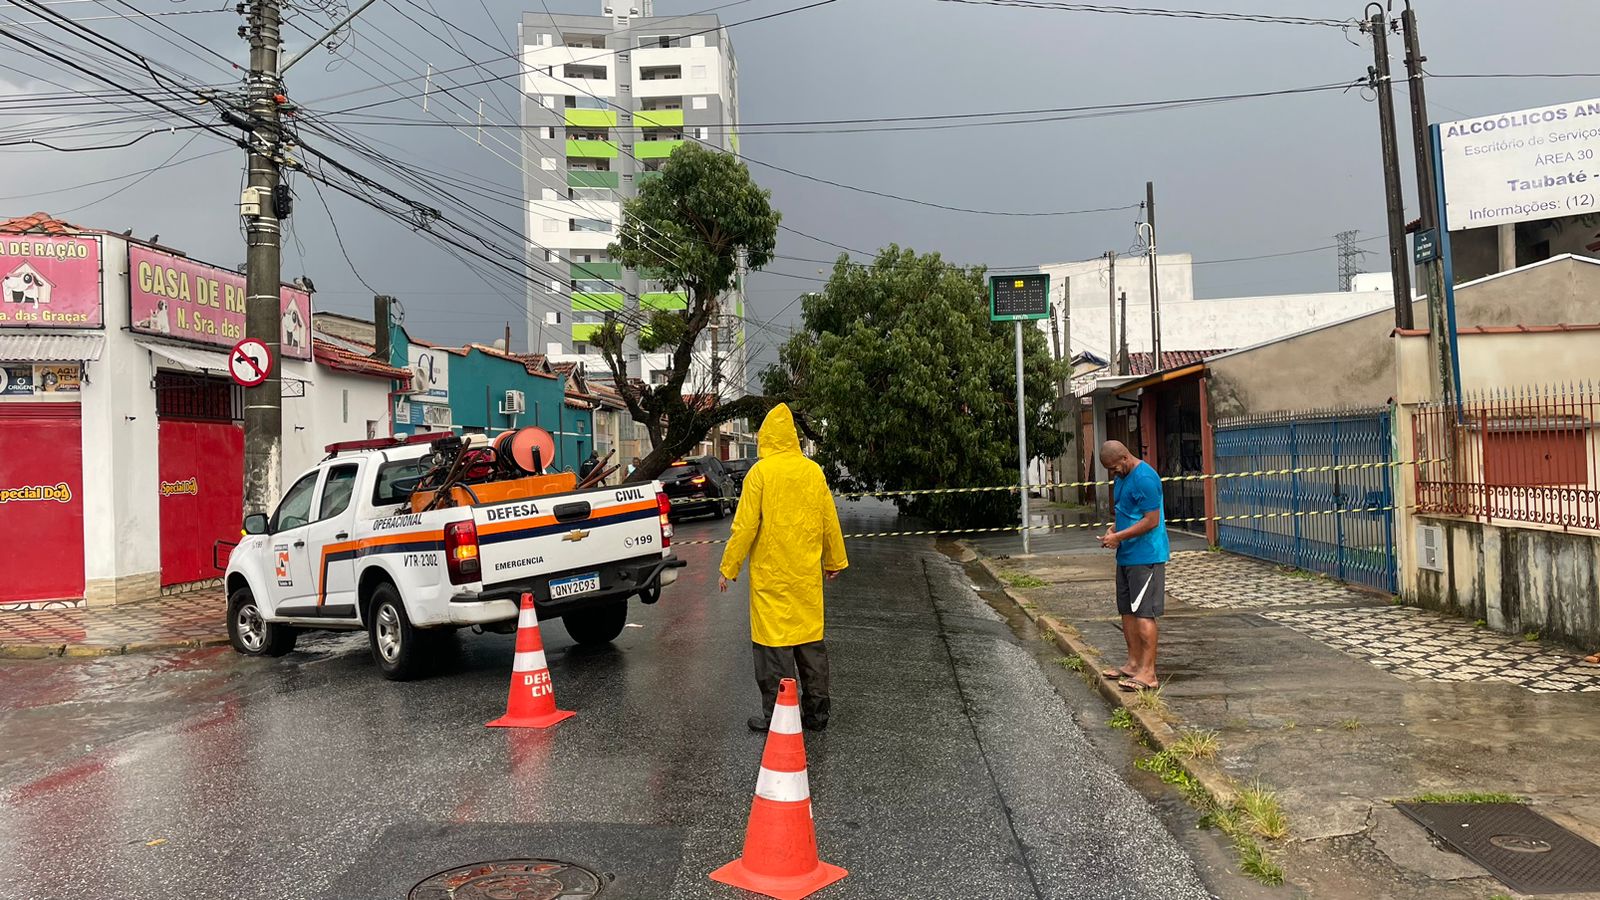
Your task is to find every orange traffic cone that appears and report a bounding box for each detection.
[486,593,575,729]
[710,678,847,900]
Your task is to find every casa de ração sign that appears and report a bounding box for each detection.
[989,273,1050,322]
[1438,96,1600,231]
[0,235,102,328]
[128,245,312,360]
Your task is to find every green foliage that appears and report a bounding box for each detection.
[1235,835,1285,885]
[1405,791,1522,805]
[1000,571,1048,589]
[1108,707,1135,729]
[1170,728,1221,761]
[591,144,781,480]
[765,246,1068,527]
[1056,654,1085,672]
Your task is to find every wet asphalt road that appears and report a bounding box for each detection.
[0,501,1210,900]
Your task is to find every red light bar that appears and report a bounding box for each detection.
[323,432,439,456]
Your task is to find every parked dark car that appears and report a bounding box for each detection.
[661,456,737,520]
[723,457,757,493]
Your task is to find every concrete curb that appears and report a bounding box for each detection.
[966,547,1240,810]
[0,635,229,660]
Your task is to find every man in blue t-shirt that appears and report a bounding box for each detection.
[1098,440,1171,691]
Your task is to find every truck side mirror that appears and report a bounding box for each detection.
[243,513,270,535]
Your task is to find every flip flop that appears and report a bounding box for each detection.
[1118,678,1160,692]
[1101,668,1129,679]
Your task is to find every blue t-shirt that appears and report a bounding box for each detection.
[1113,461,1170,566]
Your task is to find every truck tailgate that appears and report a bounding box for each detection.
[472,483,662,587]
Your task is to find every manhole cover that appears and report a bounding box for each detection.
[1397,802,1600,894]
[409,859,604,900]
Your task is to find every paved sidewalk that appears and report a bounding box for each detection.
[970,533,1600,897]
[0,589,227,658]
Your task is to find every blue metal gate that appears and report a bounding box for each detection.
[1213,408,1396,593]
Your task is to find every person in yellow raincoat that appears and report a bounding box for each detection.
[719,403,848,732]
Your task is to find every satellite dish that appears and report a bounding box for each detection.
[495,426,556,475]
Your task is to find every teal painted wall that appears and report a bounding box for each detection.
[389,325,594,473]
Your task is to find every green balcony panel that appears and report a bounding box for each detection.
[641,291,688,311]
[564,108,618,128]
[635,139,684,160]
[571,292,625,311]
[567,170,619,189]
[572,322,603,343]
[570,261,622,280]
[635,109,684,128]
[567,139,619,159]
[731,132,740,153]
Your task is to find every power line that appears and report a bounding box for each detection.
[931,0,1350,27]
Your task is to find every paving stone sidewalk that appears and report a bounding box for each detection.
[0,589,227,658]
[969,533,1600,897]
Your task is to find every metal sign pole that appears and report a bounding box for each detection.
[1014,318,1031,555]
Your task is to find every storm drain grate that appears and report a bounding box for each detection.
[1396,802,1600,894]
[409,858,605,900]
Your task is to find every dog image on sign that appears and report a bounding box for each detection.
[2,263,51,309]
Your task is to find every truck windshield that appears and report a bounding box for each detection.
[662,465,699,480]
[372,458,428,506]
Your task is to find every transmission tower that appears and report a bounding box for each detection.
[1335,229,1366,291]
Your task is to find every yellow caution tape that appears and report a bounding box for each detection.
[670,505,1398,545]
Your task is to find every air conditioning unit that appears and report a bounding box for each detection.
[500,389,527,415]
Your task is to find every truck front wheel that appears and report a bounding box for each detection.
[563,600,627,645]
[228,587,297,657]
[367,582,426,680]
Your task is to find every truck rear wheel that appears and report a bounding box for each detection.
[563,600,627,645]
[367,582,426,680]
[228,587,298,657]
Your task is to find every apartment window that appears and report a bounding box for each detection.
[691,96,707,110]
[694,127,708,140]
[539,157,556,170]
[563,64,607,80]
[690,65,707,79]
[535,33,551,46]
[690,35,706,48]
[572,95,608,110]
[541,188,558,201]
[574,343,589,354]
[570,217,613,233]
[543,126,557,139]
[547,250,560,263]
[549,280,562,292]
[541,95,556,108]
[572,280,613,293]
[639,65,680,81]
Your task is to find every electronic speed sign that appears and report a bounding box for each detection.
[989,273,1050,322]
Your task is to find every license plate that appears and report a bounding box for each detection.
[549,571,600,599]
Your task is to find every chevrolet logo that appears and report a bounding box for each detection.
[562,529,591,542]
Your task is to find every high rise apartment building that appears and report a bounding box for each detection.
[519,2,745,395]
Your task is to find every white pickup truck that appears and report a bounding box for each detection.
[223,435,683,679]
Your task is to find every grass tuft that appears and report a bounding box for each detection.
[1235,835,1285,885]
[1475,619,1488,629]
[1170,728,1221,761]
[1130,683,1171,720]
[1000,571,1049,589]
[1523,631,1541,642]
[1108,708,1135,730]
[1404,791,1522,805]
[1056,655,1085,673]
[1340,718,1362,731]
[1235,781,1290,840]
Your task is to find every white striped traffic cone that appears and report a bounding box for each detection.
[486,593,575,729]
[710,678,847,899]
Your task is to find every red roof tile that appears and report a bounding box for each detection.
[1123,349,1229,376]
[313,340,411,382]
[0,212,84,235]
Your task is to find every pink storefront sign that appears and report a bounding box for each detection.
[128,245,312,360]
[0,236,102,328]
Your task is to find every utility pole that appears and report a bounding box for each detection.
[1047,277,1081,504]
[1365,8,1414,329]
[1145,181,1162,373]
[242,0,284,516]
[1105,250,1118,374]
[1118,291,1130,376]
[1398,1,1454,402]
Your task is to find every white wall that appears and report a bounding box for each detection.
[632,47,723,99]
[1071,290,1394,357]
[522,46,617,99]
